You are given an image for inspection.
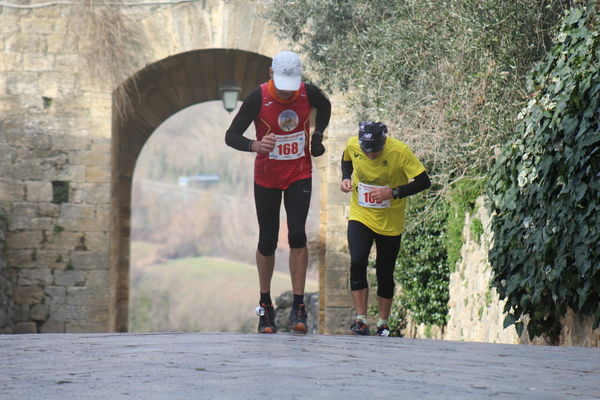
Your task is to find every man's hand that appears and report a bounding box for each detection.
[340,179,353,193]
[311,132,325,157]
[252,133,276,154]
[369,187,393,202]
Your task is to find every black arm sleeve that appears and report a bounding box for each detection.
[224,87,261,152]
[306,84,331,134]
[341,155,353,180]
[394,171,431,199]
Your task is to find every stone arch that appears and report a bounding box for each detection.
[110,48,271,332]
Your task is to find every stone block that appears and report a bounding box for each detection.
[6,231,43,250]
[66,322,107,333]
[0,16,19,33]
[49,304,86,321]
[30,303,50,320]
[19,18,57,34]
[54,54,80,72]
[39,72,78,98]
[35,250,69,270]
[17,267,53,286]
[67,286,108,306]
[322,307,354,335]
[0,180,25,201]
[6,250,36,269]
[85,165,110,183]
[44,285,66,305]
[6,33,46,53]
[43,231,82,251]
[23,53,54,71]
[51,164,86,182]
[71,251,108,271]
[38,203,60,217]
[70,183,110,204]
[84,232,109,252]
[54,269,85,287]
[25,181,53,202]
[13,285,44,305]
[85,269,109,287]
[0,52,23,70]
[6,72,38,96]
[57,204,98,231]
[70,151,110,167]
[40,319,65,333]
[14,321,37,334]
[47,33,79,54]
[8,202,38,230]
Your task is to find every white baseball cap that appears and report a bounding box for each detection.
[271,50,302,91]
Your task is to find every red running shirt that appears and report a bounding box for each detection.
[253,81,312,189]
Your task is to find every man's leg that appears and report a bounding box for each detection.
[289,246,307,295]
[284,178,311,333]
[254,183,282,333]
[256,250,275,294]
[347,220,375,335]
[374,233,402,334]
[351,288,369,317]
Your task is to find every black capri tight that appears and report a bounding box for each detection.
[347,220,402,299]
[254,178,312,256]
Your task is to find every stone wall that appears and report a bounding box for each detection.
[408,196,600,347]
[0,0,356,334]
[0,209,14,333]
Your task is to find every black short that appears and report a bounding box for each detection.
[254,178,312,256]
[347,220,402,298]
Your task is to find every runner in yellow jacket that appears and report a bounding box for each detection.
[340,121,431,336]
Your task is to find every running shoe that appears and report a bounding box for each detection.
[257,303,277,334]
[289,303,308,334]
[349,320,370,336]
[374,324,390,337]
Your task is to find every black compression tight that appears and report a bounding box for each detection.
[254,178,312,256]
[347,220,402,299]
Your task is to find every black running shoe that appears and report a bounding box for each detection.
[257,303,277,334]
[349,320,370,336]
[289,303,308,334]
[374,324,390,337]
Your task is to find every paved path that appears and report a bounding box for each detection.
[1,332,599,399]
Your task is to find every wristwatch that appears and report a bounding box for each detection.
[391,187,400,199]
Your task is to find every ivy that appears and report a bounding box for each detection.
[392,195,450,329]
[488,1,600,341]
[445,178,486,272]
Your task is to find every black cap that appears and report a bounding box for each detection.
[358,121,387,153]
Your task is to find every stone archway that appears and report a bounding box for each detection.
[110,48,271,332]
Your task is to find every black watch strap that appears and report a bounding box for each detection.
[391,187,400,199]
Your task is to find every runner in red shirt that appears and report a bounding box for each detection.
[225,51,331,334]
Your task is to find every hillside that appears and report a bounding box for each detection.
[130,243,319,333]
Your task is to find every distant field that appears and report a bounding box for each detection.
[129,241,318,333]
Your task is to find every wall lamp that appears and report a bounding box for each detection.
[220,81,241,112]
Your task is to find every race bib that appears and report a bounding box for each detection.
[269,131,306,160]
[357,182,390,209]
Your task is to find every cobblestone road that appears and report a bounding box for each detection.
[1,332,599,399]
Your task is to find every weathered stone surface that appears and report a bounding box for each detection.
[13,285,44,305]
[25,181,53,202]
[54,270,85,287]
[40,319,65,333]
[13,321,36,333]
[70,251,108,270]
[44,285,66,305]
[2,333,600,399]
[17,267,53,286]
[67,286,108,306]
